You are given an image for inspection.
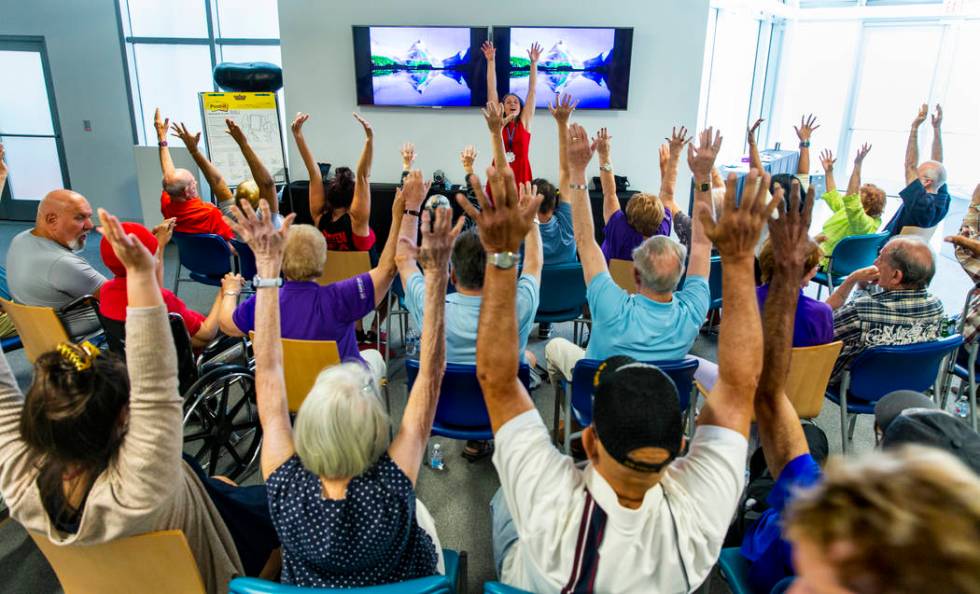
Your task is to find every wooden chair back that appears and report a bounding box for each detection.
[608,258,637,294]
[0,297,69,363]
[317,251,372,286]
[282,338,341,412]
[785,341,844,418]
[30,530,205,594]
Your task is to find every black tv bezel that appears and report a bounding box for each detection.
[351,25,490,109]
[491,25,635,111]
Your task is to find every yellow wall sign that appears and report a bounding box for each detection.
[201,92,277,112]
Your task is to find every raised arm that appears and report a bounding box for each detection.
[457,166,542,431]
[483,101,515,175]
[368,178,405,305]
[400,142,416,175]
[819,149,838,194]
[223,201,296,480]
[0,144,7,196]
[659,126,690,216]
[905,104,927,185]
[794,114,819,175]
[846,143,871,198]
[291,113,327,226]
[395,175,423,288]
[549,94,577,197]
[521,43,542,131]
[696,169,779,437]
[520,182,543,280]
[755,181,817,478]
[154,108,175,178]
[930,104,943,163]
[569,124,606,284]
[481,41,499,104]
[389,208,458,483]
[225,118,278,214]
[686,128,723,279]
[171,122,234,204]
[747,118,764,171]
[350,113,374,236]
[595,128,619,224]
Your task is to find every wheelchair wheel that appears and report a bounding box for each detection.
[182,364,261,481]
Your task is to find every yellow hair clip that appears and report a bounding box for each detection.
[56,341,101,372]
[593,360,609,388]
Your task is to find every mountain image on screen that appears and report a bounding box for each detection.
[366,27,476,106]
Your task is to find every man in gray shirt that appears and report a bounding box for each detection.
[6,189,105,338]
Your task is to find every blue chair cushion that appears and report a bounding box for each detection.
[430,422,494,441]
[189,271,226,286]
[718,547,754,594]
[824,390,877,415]
[534,308,583,324]
[1,336,22,352]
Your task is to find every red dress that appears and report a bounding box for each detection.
[487,120,533,198]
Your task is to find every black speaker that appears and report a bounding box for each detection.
[213,62,283,92]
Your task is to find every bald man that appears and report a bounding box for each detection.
[884,104,950,235]
[6,189,106,338]
[825,236,944,380]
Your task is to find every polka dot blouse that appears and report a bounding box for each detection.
[267,454,438,587]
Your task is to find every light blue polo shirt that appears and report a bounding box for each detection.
[540,201,577,265]
[405,271,540,364]
[584,272,710,362]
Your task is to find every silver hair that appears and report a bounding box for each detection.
[293,362,391,479]
[920,160,947,188]
[884,236,935,289]
[632,236,687,293]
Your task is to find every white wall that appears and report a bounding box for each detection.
[0,0,139,220]
[278,0,711,207]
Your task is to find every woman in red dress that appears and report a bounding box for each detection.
[481,40,542,186]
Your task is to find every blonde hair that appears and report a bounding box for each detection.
[293,363,390,479]
[786,446,980,594]
[235,180,261,209]
[282,224,326,281]
[625,193,666,237]
[758,239,823,284]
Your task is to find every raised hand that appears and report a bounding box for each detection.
[460,145,478,172]
[153,108,169,142]
[848,265,880,287]
[698,169,777,260]
[456,167,541,254]
[687,127,723,179]
[481,40,496,61]
[482,101,515,134]
[222,272,245,294]
[170,122,201,152]
[225,118,247,144]
[594,127,612,163]
[767,180,816,279]
[931,103,943,128]
[912,103,928,128]
[151,217,176,247]
[794,114,819,141]
[667,125,690,156]
[291,112,309,135]
[819,149,836,171]
[568,123,597,173]
[400,142,416,170]
[854,142,872,164]
[527,42,543,64]
[0,143,6,179]
[747,118,763,145]
[401,170,427,210]
[549,94,577,125]
[224,200,296,270]
[517,181,540,213]
[417,207,465,274]
[98,208,155,274]
[353,112,373,139]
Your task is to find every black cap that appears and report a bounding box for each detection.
[874,390,939,433]
[592,356,683,473]
[881,411,980,475]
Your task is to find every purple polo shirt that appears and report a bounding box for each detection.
[232,274,375,363]
[600,208,673,261]
[756,284,834,348]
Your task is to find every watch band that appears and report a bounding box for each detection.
[600,163,614,172]
[698,182,710,192]
[252,275,283,289]
[488,251,518,270]
[158,140,168,147]
[799,141,811,148]
[404,208,421,217]
[569,183,588,191]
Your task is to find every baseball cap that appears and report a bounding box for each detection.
[100,222,158,277]
[592,356,683,473]
[874,390,939,434]
[881,410,980,475]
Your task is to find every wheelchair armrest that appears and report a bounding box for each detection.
[59,294,100,315]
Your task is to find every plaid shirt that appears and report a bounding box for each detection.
[953,205,980,344]
[832,285,945,379]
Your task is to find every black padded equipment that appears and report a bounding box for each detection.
[213,61,283,92]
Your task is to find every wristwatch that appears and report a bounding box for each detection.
[799,141,811,148]
[697,182,710,192]
[252,275,283,289]
[488,252,518,270]
[404,208,421,217]
[600,163,614,173]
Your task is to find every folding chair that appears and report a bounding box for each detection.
[172,232,235,296]
[535,262,589,345]
[30,529,206,594]
[0,297,70,363]
[825,334,962,452]
[317,251,372,286]
[608,258,637,294]
[783,341,844,419]
[281,338,341,413]
[0,264,22,353]
[812,232,889,299]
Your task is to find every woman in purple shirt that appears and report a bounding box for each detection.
[757,239,834,347]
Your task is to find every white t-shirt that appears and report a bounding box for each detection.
[493,410,747,594]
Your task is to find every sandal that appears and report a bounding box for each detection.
[461,440,494,463]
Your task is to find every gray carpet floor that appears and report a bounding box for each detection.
[0,191,973,593]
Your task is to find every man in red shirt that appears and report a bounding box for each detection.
[154,108,234,239]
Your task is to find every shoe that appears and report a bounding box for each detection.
[461,440,494,462]
[529,368,542,390]
[538,323,553,340]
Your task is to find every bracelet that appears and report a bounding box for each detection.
[569,183,588,191]
[158,140,168,147]
[799,141,810,148]
[223,291,240,297]
[404,208,421,217]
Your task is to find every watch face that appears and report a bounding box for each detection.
[494,252,516,269]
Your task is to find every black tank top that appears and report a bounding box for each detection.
[317,211,357,251]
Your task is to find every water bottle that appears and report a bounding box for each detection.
[405,327,420,357]
[954,395,971,419]
[429,443,445,471]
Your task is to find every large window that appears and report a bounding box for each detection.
[117,0,280,145]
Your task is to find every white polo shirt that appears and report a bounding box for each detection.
[492,410,747,594]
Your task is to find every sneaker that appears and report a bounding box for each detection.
[538,323,553,340]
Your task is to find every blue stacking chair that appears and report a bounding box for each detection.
[812,232,889,299]
[940,287,980,431]
[0,265,22,353]
[825,334,962,452]
[172,232,235,296]
[556,358,699,453]
[535,262,589,344]
[702,255,723,333]
[229,549,464,593]
[483,583,532,594]
[405,360,531,441]
[231,239,258,286]
[716,547,754,594]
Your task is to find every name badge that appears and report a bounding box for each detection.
[505,151,516,163]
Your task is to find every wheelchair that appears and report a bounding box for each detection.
[98,312,261,481]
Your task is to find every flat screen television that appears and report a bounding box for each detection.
[352,26,489,107]
[491,26,634,110]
